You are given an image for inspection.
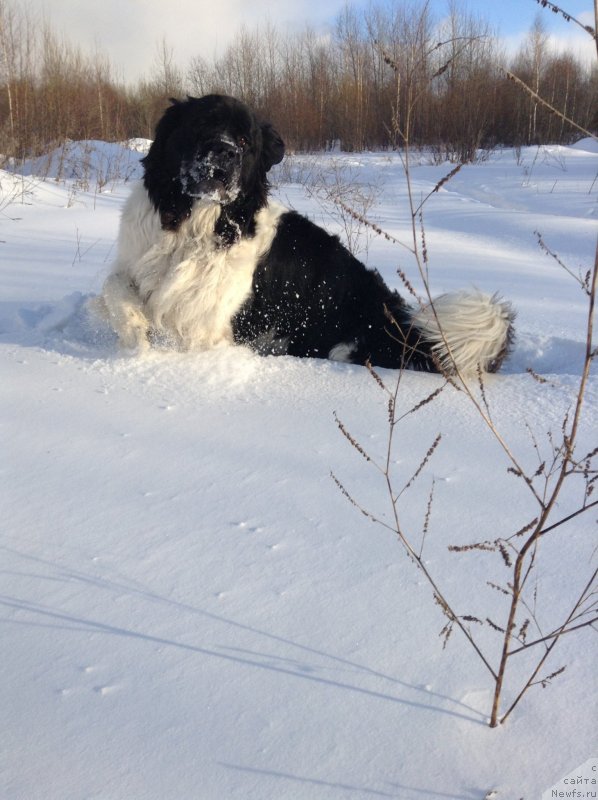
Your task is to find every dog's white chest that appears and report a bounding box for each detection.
[147,231,252,348]
[125,196,282,350]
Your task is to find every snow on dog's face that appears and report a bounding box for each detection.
[179,133,243,204]
[141,94,285,231]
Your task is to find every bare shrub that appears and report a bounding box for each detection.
[332,10,598,728]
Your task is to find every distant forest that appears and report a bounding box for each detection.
[1,0,596,163]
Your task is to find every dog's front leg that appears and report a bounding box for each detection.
[95,271,151,352]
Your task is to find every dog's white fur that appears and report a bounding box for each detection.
[93,182,284,351]
[412,291,513,374]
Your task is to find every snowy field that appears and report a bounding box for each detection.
[1,138,597,799]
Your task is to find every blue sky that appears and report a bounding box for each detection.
[446,0,593,36]
[27,0,596,82]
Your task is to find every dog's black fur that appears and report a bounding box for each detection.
[103,94,513,373]
[232,209,432,368]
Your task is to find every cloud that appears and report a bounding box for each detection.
[26,0,346,82]
[500,29,596,68]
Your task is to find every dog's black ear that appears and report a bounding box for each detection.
[143,100,184,163]
[155,98,187,138]
[261,123,285,171]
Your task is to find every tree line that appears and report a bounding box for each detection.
[1,0,596,164]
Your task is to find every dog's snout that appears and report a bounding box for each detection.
[212,139,241,163]
[180,135,243,202]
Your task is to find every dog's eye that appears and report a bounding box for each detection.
[237,136,249,149]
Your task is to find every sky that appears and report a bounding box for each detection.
[20,0,597,83]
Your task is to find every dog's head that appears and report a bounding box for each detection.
[142,94,285,231]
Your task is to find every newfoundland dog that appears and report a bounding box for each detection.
[94,94,514,374]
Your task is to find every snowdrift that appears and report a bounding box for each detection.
[1,141,597,800]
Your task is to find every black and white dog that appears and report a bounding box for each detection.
[94,94,514,374]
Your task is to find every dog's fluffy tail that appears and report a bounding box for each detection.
[409,291,515,375]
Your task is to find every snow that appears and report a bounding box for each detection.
[1,140,597,800]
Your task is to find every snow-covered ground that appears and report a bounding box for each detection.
[1,139,596,800]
